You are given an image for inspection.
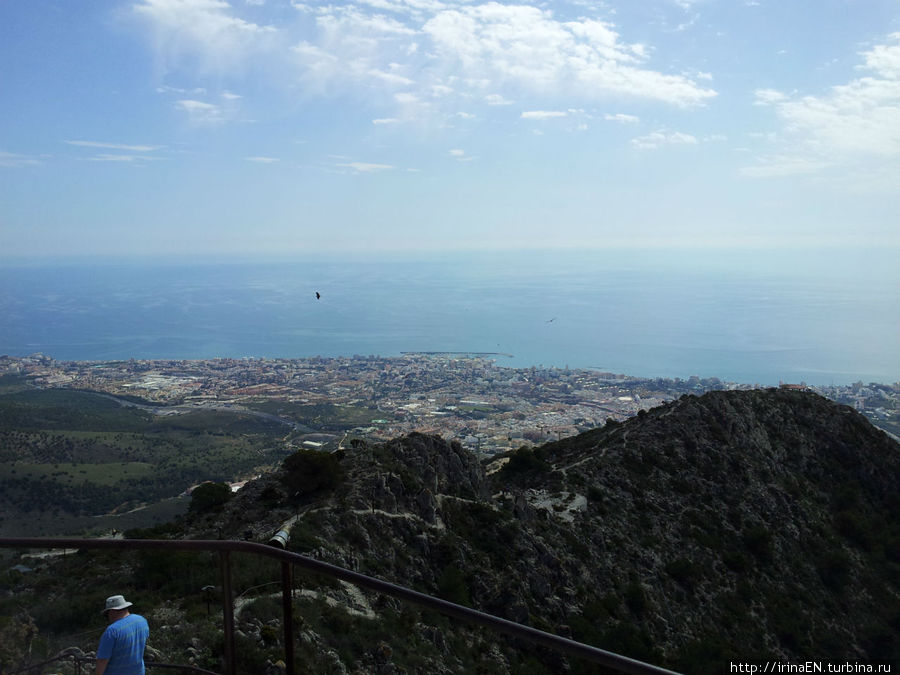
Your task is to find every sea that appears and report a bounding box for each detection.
[1,248,898,387]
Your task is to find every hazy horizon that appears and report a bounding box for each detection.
[2,2,898,387]
[3,250,897,386]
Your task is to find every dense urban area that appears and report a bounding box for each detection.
[3,353,898,455]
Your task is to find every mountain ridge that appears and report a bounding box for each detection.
[178,388,900,671]
[2,388,898,673]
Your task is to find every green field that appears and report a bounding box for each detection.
[0,461,155,484]
[246,400,392,430]
[0,388,292,536]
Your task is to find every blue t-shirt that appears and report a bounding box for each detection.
[97,613,149,675]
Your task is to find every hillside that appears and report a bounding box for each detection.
[0,388,292,535]
[2,388,898,673]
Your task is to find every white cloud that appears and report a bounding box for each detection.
[176,99,223,123]
[448,148,473,161]
[336,10,418,36]
[156,85,207,95]
[373,117,401,124]
[485,93,514,106]
[245,156,279,163]
[746,34,900,180]
[754,88,788,105]
[423,5,715,107]
[860,34,900,79]
[355,0,448,15]
[604,112,640,123]
[338,161,395,172]
[133,0,277,75]
[631,130,697,150]
[87,154,161,162]
[521,110,567,120]
[674,14,698,33]
[135,0,716,122]
[291,7,422,96]
[65,140,163,152]
[369,68,415,86]
[221,90,243,100]
[739,155,833,178]
[455,111,475,119]
[0,150,41,167]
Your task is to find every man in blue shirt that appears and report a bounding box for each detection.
[96,595,149,675]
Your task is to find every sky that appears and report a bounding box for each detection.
[1,0,899,257]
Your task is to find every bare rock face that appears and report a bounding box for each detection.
[161,390,900,671]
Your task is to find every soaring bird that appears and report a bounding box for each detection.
[315,292,321,300]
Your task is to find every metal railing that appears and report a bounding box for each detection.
[4,652,219,675]
[0,538,680,675]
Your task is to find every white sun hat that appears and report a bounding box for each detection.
[102,595,133,615]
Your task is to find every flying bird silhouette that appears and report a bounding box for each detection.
[546,317,556,323]
[315,292,320,300]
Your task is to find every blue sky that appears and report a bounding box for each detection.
[2,0,899,257]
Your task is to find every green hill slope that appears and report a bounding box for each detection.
[2,389,898,673]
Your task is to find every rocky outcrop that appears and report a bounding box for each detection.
[195,389,900,672]
[14,389,898,674]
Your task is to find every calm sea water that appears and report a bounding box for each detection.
[1,249,897,386]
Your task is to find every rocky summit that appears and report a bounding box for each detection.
[2,388,898,674]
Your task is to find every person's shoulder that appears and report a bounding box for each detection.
[112,614,148,630]
[124,613,149,627]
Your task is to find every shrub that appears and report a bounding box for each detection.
[834,510,876,551]
[624,583,647,617]
[502,447,550,475]
[722,550,750,573]
[282,449,344,498]
[742,525,774,562]
[189,481,232,513]
[125,521,182,539]
[817,550,852,590]
[436,565,471,607]
[600,622,658,663]
[665,558,699,589]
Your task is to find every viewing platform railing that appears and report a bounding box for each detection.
[0,538,680,675]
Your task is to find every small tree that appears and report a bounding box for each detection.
[281,449,344,498]
[0,612,38,674]
[189,481,232,513]
[502,446,550,475]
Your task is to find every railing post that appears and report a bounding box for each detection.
[0,538,681,675]
[282,561,295,675]
[219,551,236,675]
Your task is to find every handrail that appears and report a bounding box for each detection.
[4,653,219,675]
[0,537,681,675]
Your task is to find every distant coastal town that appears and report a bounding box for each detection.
[2,354,898,454]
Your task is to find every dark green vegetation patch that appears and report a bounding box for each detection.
[247,400,391,430]
[0,389,291,536]
[3,388,899,674]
